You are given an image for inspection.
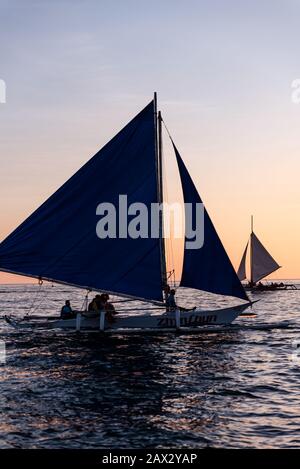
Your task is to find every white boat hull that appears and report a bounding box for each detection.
[51,302,251,331]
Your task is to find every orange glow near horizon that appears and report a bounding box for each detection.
[1,100,300,285]
[0,215,298,286]
[1,122,300,285]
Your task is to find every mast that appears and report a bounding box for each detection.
[154,93,167,295]
[250,215,254,285]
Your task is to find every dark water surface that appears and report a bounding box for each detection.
[1,282,300,448]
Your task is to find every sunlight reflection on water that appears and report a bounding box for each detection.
[0,282,300,448]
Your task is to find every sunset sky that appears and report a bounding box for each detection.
[1,0,300,284]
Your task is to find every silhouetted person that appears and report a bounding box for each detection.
[166,289,177,311]
[103,293,118,323]
[88,296,99,312]
[60,300,74,319]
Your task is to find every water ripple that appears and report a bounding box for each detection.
[1,282,300,448]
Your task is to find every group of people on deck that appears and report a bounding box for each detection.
[60,293,118,323]
[255,281,285,290]
[60,285,181,322]
[87,293,117,322]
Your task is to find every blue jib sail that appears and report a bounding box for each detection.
[0,101,163,301]
[173,143,249,302]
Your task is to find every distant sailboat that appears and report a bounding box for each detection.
[1,94,253,332]
[237,217,285,291]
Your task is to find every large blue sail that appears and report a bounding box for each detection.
[0,101,163,301]
[173,143,248,302]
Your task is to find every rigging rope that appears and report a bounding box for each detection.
[80,289,92,311]
[24,281,44,316]
[24,278,54,317]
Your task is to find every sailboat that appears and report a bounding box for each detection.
[237,217,293,291]
[1,94,253,332]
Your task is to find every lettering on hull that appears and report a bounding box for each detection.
[157,314,218,328]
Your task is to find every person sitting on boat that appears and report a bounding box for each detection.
[60,300,74,319]
[164,284,171,300]
[95,294,107,311]
[86,296,101,317]
[88,296,99,312]
[102,293,118,323]
[166,289,177,311]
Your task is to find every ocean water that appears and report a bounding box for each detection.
[0,282,300,449]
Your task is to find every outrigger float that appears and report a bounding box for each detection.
[1,94,256,333]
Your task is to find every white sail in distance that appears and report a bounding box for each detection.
[237,232,281,283]
[237,242,248,281]
[250,232,281,283]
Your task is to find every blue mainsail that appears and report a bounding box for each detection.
[173,143,248,302]
[0,101,163,301]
